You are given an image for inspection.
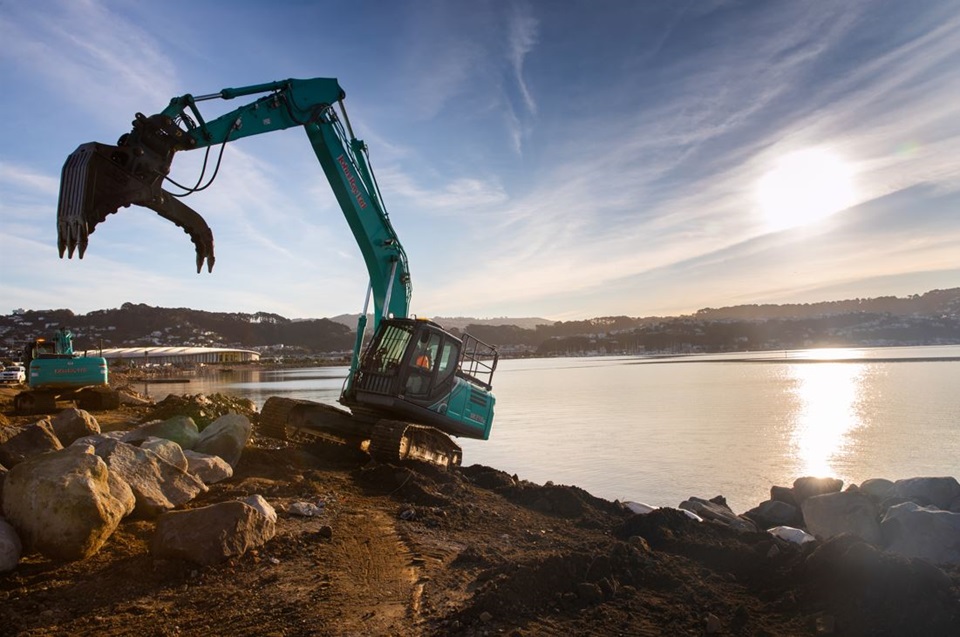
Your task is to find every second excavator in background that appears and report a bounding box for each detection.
[56,77,498,467]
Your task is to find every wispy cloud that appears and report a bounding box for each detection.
[507,4,538,116]
[0,0,178,124]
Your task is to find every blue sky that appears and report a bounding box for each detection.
[1,0,958,321]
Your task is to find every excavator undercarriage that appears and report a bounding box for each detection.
[258,396,463,468]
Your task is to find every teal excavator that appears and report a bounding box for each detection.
[57,77,498,466]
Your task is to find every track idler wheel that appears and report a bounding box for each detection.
[258,397,305,441]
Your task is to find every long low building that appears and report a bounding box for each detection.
[98,346,260,366]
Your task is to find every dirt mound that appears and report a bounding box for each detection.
[144,393,258,429]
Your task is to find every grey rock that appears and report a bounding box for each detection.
[949,495,960,514]
[679,497,757,533]
[881,502,960,565]
[242,495,277,524]
[193,413,252,468]
[858,478,895,503]
[92,439,207,518]
[151,500,276,565]
[50,408,100,446]
[0,420,63,467]
[1,447,130,560]
[182,450,233,484]
[743,499,802,530]
[891,477,960,510]
[122,416,200,450]
[71,431,125,448]
[801,491,882,544]
[141,437,188,472]
[770,485,798,507]
[793,476,843,503]
[0,516,21,572]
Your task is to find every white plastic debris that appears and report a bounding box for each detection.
[768,525,816,545]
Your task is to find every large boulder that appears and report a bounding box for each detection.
[0,420,63,467]
[241,495,277,524]
[49,408,100,446]
[151,498,276,565]
[72,431,126,448]
[679,497,757,533]
[743,499,803,530]
[92,439,207,518]
[0,516,21,572]
[193,414,252,468]
[801,491,882,544]
[858,478,895,503]
[792,476,843,504]
[770,485,799,507]
[183,450,233,485]
[1,447,134,560]
[881,502,960,565]
[140,437,189,472]
[891,477,960,510]
[122,416,200,450]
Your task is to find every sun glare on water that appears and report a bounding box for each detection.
[756,148,856,232]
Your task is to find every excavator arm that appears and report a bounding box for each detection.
[57,78,412,328]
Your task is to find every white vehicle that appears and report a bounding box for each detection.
[1,365,26,384]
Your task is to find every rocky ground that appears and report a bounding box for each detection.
[1,380,959,637]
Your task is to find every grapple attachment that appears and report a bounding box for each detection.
[57,114,216,273]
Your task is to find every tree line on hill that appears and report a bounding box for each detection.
[1,289,957,359]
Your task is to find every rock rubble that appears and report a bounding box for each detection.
[0,395,267,568]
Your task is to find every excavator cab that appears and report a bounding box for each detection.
[344,318,498,440]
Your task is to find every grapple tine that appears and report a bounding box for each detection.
[57,142,154,260]
[57,145,98,259]
[143,190,216,273]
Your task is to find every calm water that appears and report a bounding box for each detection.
[146,345,960,513]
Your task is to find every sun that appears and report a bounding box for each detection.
[756,148,856,231]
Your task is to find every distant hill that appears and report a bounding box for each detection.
[1,289,957,360]
[692,288,960,320]
[0,303,354,359]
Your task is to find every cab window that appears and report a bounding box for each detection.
[436,340,460,384]
[363,324,412,373]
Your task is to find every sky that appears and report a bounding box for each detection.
[1,0,958,322]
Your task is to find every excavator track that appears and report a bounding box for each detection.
[368,419,463,468]
[258,396,368,447]
[259,398,463,468]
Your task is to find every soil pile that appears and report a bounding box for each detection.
[1,388,958,636]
